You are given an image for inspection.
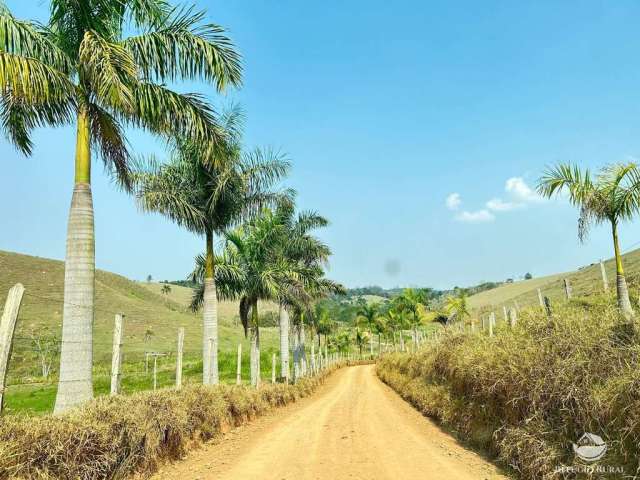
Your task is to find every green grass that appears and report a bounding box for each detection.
[467,247,640,314]
[0,250,280,414]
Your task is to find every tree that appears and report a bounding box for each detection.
[270,203,339,381]
[160,284,171,295]
[445,290,470,325]
[394,288,426,349]
[0,1,242,412]
[356,303,379,357]
[135,111,289,385]
[524,272,533,280]
[147,275,153,283]
[538,163,640,319]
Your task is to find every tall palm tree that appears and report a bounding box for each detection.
[0,1,241,411]
[208,213,297,386]
[538,163,640,319]
[271,204,334,381]
[135,112,289,385]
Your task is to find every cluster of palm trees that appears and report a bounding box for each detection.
[537,162,640,320]
[351,289,435,355]
[0,0,341,412]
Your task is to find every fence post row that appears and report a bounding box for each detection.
[110,313,124,396]
[176,327,184,390]
[0,284,25,412]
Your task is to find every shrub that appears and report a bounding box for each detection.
[377,300,640,479]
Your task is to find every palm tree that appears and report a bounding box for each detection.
[135,112,289,385]
[270,203,336,381]
[394,288,426,350]
[445,290,470,325]
[538,163,640,319]
[0,1,241,412]
[382,305,408,352]
[356,302,379,357]
[160,284,171,295]
[208,213,297,386]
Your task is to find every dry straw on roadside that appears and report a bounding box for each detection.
[0,365,348,479]
[377,296,640,479]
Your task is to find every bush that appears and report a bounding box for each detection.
[0,369,338,479]
[377,300,640,479]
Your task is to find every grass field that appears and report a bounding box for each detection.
[468,247,640,315]
[0,250,280,414]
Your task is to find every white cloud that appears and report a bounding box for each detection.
[455,209,495,223]
[486,197,523,212]
[505,177,542,203]
[445,193,462,210]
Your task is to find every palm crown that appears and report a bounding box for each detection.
[0,0,242,181]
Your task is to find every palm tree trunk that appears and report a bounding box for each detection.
[300,324,307,376]
[369,328,373,358]
[202,230,219,385]
[399,330,405,352]
[612,222,634,319]
[55,109,94,413]
[278,303,290,382]
[250,301,260,387]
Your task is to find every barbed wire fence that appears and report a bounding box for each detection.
[0,283,348,414]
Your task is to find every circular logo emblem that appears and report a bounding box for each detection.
[572,433,607,463]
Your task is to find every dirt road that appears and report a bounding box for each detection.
[152,365,507,480]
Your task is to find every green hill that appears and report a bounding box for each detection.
[468,247,640,313]
[0,250,278,413]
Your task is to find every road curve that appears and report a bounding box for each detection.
[151,365,507,480]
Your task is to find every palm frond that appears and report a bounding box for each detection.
[0,11,73,73]
[80,30,137,110]
[88,102,131,189]
[130,82,226,147]
[0,91,74,154]
[0,51,75,104]
[123,5,241,90]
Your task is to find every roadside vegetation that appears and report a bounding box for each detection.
[378,293,640,478]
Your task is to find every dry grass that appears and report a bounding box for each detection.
[377,297,640,479]
[467,247,640,314]
[0,365,347,479]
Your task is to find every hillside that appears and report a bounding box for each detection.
[468,247,640,313]
[0,250,279,412]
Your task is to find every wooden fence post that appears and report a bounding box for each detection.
[544,296,553,317]
[236,343,242,385]
[311,341,316,374]
[508,308,517,327]
[0,284,24,412]
[564,278,572,299]
[110,313,124,396]
[176,327,184,389]
[153,356,158,391]
[503,306,508,322]
[537,288,544,307]
[272,353,276,383]
[600,260,609,292]
[489,312,495,337]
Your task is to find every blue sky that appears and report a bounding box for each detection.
[3,0,640,289]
